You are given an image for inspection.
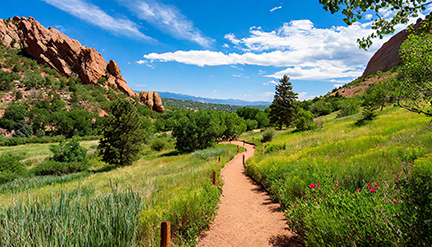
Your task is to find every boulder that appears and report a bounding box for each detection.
[139,91,164,113]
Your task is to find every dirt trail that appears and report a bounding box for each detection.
[198,141,298,247]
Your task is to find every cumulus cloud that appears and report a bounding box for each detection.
[223,43,230,48]
[119,0,213,47]
[43,0,153,41]
[270,6,282,12]
[138,13,423,81]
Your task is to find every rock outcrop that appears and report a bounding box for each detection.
[0,16,163,112]
[361,19,422,78]
[139,91,164,113]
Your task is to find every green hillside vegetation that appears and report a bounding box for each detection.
[163,97,269,112]
[0,137,244,245]
[242,34,432,246]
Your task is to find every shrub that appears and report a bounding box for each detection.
[31,160,67,176]
[50,136,87,163]
[150,138,167,151]
[293,108,315,131]
[336,100,359,118]
[261,129,274,143]
[0,153,28,184]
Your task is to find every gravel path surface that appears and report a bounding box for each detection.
[197,141,299,247]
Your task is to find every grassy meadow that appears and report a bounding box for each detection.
[245,106,432,246]
[0,138,244,246]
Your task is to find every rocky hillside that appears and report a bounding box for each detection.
[0,16,163,112]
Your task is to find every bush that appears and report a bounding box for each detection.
[50,136,87,163]
[293,108,315,131]
[261,129,274,143]
[150,139,167,151]
[0,153,28,184]
[30,160,67,176]
[336,100,359,118]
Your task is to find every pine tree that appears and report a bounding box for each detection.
[98,99,144,167]
[269,75,298,130]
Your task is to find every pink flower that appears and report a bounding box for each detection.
[317,183,321,186]
[356,189,360,192]
[336,183,340,188]
[310,184,316,189]
[369,188,376,192]
[304,195,307,198]
[374,182,379,188]
[367,183,371,188]
[294,203,297,206]
[315,199,318,202]
[394,200,397,204]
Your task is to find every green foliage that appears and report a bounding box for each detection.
[246,106,432,245]
[98,99,145,167]
[293,108,315,131]
[0,70,20,90]
[336,98,360,118]
[269,75,298,130]
[173,110,223,152]
[150,138,168,151]
[0,153,28,185]
[164,98,269,112]
[319,0,432,49]
[261,129,274,143]
[245,119,258,131]
[23,70,44,89]
[49,136,87,163]
[397,34,432,117]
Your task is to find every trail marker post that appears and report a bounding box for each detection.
[213,171,217,186]
[243,154,245,165]
[160,221,170,247]
[237,146,239,154]
[218,156,221,164]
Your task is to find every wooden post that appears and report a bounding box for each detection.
[243,141,245,147]
[213,171,217,186]
[218,156,221,164]
[243,154,245,165]
[252,137,255,140]
[237,146,239,154]
[161,221,170,247]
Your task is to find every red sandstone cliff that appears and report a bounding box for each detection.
[0,16,163,112]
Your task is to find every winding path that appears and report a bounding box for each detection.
[198,141,298,247]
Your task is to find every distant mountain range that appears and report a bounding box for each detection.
[156,92,271,106]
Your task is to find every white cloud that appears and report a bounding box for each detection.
[270,6,282,12]
[136,60,154,69]
[223,43,230,48]
[233,74,249,78]
[43,0,153,41]
[139,14,423,81]
[269,80,278,84]
[297,92,315,101]
[224,33,241,45]
[213,90,218,92]
[120,0,213,47]
[54,24,66,33]
[231,65,243,70]
[333,84,344,88]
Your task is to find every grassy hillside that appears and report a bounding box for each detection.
[0,140,244,246]
[245,106,432,245]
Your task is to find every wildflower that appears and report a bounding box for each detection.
[356,189,360,192]
[315,199,318,202]
[374,182,379,188]
[336,183,340,188]
[369,188,376,192]
[394,200,397,204]
[317,183,321,186]
[294,203,297,206]
[310,184,316,189]
[332,187,335,190]
[367,183,371,188]
[304,195,307,198]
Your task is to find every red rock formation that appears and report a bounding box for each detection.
[0,16,138,98]
[361,19,422,78]
[139,91,164,113]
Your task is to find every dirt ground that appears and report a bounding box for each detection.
[197,141,302,247]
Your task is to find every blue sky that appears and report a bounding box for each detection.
[0,0,425,103]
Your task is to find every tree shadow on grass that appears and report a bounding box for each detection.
[269,234,304,247]
[159,150,182,157]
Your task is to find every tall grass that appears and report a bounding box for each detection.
[245,106,432,245]
[0,143,239,246]
[0,184,142,246]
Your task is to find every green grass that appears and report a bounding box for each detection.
[0,142,240,246]
[245,106,432,245]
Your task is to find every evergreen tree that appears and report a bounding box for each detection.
[98,99,144,167]
[269,75,298,130]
